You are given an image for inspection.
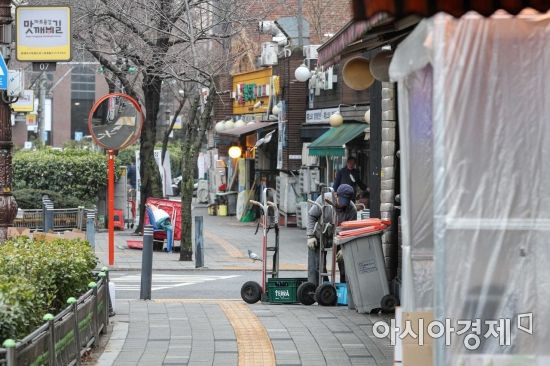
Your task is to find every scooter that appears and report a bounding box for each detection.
[297,188,340,306]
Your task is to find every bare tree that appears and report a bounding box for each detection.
[74,0,260,259]
[304,0,334,43]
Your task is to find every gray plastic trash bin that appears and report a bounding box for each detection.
[335,230,396,313]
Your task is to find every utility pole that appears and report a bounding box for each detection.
[0,0,17,241]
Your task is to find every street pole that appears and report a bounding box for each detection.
[108,150,115,265]
[38,72,47,145]
[0,0,17,242]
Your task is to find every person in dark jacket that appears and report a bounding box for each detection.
[306,184,357,285]
[333,157,366,194]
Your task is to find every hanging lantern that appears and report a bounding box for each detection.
[228,146,242,159]
[215,121,225,132]
[329,111,344,127]
[235,119,246,128]
[224,119,235,129]
[294,63,311,82]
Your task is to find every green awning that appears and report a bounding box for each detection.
[308,123,367,156]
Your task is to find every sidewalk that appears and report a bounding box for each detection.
[97,300,393,366]
[95,207,309,271]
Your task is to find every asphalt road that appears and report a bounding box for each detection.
[110,270,308,300]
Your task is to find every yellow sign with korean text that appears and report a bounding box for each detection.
[16,6,72,62]
[12,90,34,112]
[232,68,279,115]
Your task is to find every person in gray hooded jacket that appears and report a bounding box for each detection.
[306,184,357,285]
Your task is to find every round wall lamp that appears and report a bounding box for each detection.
[224,119,235,129]
[215,121,225,132]
[228,146,242,159]
[295,63,311,82]
[329,111,344,127]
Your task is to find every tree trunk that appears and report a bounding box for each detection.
[136,78,163,232]
[179,85,216,261]
[179,144,198,261]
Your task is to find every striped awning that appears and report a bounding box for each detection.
[352,0,550,20]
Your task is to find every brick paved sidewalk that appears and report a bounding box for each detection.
[96,207,309,272]
[97,300,393,366]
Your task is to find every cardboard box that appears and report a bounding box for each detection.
[402,311,434,366]
[403,343,433,366]
[7,227,31,238]
[402,311,434,344]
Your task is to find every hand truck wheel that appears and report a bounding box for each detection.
[315,282,337,306]
[297,282,316,305]
[380,294,397,313]
[241,281,262,304]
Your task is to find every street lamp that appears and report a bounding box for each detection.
[224,119,235,129]
[228,146,242,159]
[329,111,344,127]
[294,63,311,82]
[215,121,225,132]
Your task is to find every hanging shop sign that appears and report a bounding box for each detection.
[16,6,72,62]
[232,68,279,115]
[12,89,34,112]
[305,108,339,124]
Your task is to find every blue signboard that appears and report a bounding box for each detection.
[0,55,7,90]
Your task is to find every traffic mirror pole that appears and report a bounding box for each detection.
[108,150,116,265]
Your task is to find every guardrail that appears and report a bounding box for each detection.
[0,270,110,366]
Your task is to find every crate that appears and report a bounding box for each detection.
[267,278,307,304]
[335,283,348,306]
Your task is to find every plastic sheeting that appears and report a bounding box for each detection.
[390,10,550,365]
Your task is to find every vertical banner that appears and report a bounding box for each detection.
[277,101,287,169]
[153,150,173,197]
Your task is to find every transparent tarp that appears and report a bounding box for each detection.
[390,10,550,365]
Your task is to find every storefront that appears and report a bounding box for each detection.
[210,67,281,219]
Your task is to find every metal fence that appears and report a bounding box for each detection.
[12,209,43,231]
[0,272,110,366]
[12,207,95,233]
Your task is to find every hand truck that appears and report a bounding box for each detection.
[240,188,280,304]
[297,188,340,306]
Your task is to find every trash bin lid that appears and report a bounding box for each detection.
[334,227,384,245]
[339,218,391,228]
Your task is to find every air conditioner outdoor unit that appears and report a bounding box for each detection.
[303,45,320,60]
[260,42,278,66]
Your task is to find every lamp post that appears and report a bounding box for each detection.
[0,0,17,241]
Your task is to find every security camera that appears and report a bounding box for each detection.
[254,101,263,109]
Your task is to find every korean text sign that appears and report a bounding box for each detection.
[16,6,71,62]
